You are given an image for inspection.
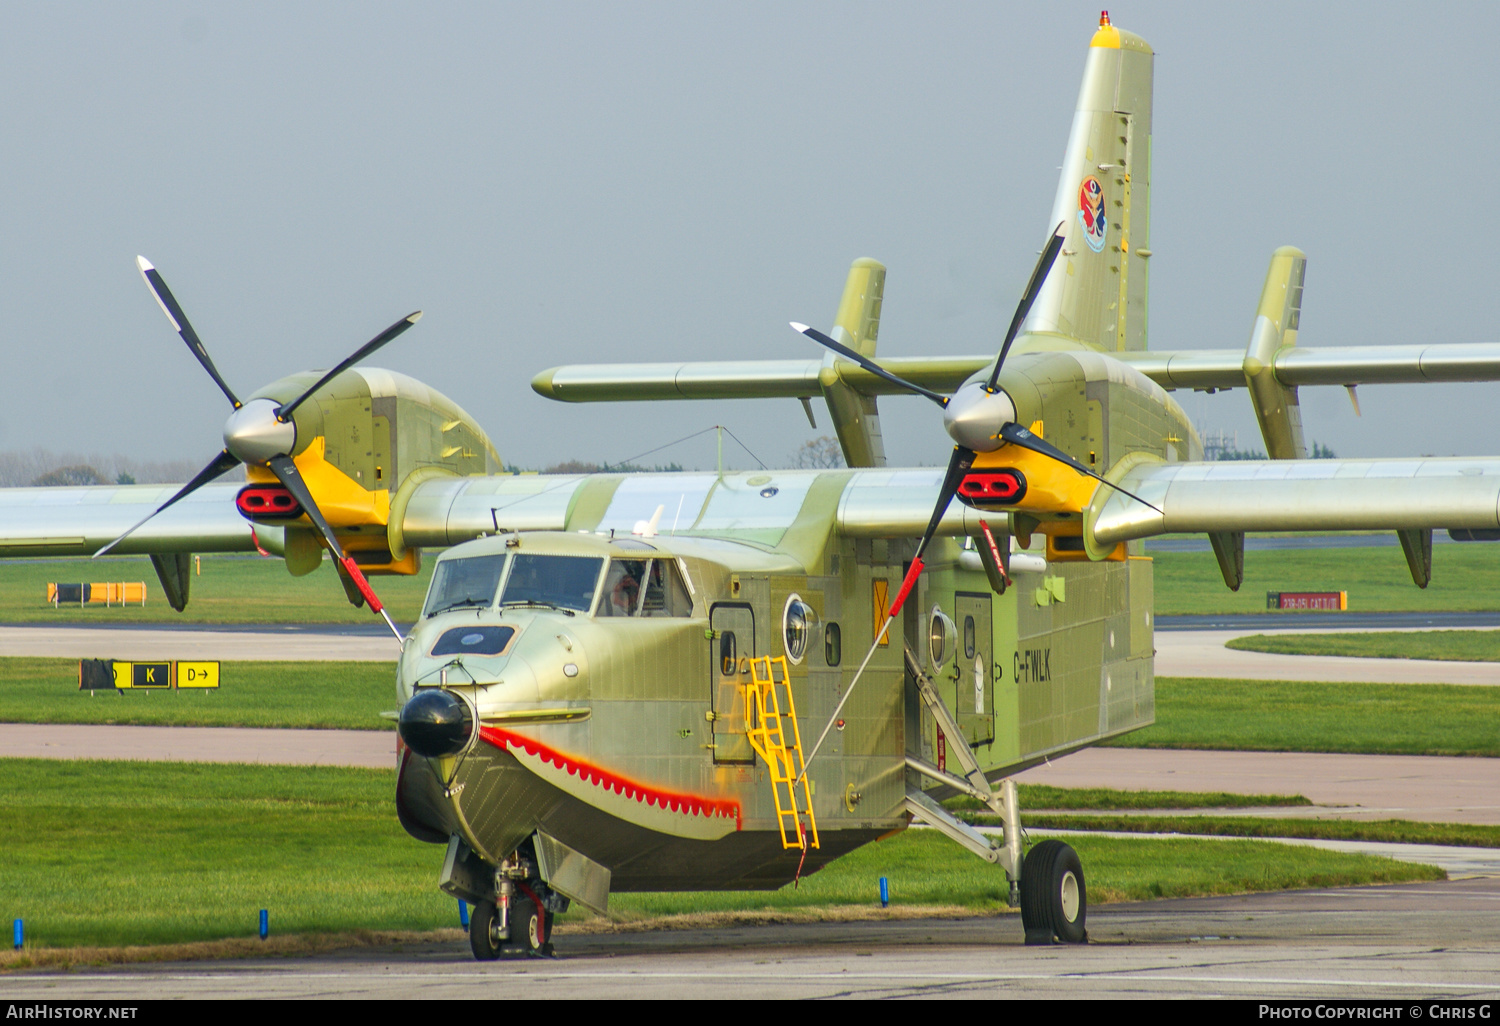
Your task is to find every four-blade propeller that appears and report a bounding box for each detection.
[95,257,420,644]
[794,223,1157,776]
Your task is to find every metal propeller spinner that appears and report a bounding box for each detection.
[792,224,1158,776]
[95,256,421,644]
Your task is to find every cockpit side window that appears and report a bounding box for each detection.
[423,554,507,617]
[597,558,693,618]
[640,559,693,617]
[599,559,649,617]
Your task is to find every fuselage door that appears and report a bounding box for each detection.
[955,591,995,745]
[710,602,755,764]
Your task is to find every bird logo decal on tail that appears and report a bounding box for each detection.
[1078,176,1107,252]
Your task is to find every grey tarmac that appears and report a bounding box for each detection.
[1014,748,1500,825]
[4,618,1496,683]
[6,725,1496,825]
[4,879,1499,999]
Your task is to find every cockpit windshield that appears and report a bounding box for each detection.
[499,554,603,613]
[423,554,507,617]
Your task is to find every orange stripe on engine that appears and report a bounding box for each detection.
[478,725,742,829]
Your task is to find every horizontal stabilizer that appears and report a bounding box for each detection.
[535,342,1500,406]
[531,357,988,403]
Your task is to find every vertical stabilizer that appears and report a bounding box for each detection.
[820,258,888,467]
[1243,246,1308,459]
[1024,15,1154,352]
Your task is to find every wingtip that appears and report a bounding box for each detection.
[790,321,809,334]
[136,255,153,273]
[407,311,423,323]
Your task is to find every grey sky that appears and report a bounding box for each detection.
[4,2,1497,474]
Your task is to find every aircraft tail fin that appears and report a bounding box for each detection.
[820,258,888,467]
[1024,15,1154,352]
[1244,246,1308,459]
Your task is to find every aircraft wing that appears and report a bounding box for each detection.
[0,482,265,558]
[533,344,1500,402]
[1088,456,1500,549]
[531,357,990,402]
[1114,343,1500,390]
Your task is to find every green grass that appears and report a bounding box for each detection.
[1227,630,1500,662]
[998,814,1500,849]
[0,759,1441,949]
[7,538,1498,625]
[1149,540,1500,614]
[0,657,397,730]
[946,786,1311,812]
[603,829,1440,917]
[0,760,451,948]
[0,553,433,624]
[1105,677,1500,757]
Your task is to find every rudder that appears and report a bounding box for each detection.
[1025,14,1154,353]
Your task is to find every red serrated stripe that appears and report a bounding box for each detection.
[479,725,742,829]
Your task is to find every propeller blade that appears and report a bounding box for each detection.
[93,449,242,558]
[136,257,242,409]
[277,311,423,420]
[800,445,973,780]
[985,223,1067,391]
[266,455,404,644]
[790,323,950,407]
[998,422,1162,513]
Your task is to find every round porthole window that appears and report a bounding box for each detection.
[928,606,957,672]
[782,593,818,664]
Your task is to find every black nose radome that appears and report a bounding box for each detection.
[399,688,474,758]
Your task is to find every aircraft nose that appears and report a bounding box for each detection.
[398,688,474,758]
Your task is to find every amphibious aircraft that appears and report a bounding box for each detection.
[7,13,1500,957]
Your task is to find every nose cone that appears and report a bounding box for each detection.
[223,397,296,466]
[943,382,1017,452]
[399,688,475,758]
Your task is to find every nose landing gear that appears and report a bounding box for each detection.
[468,891,555,960]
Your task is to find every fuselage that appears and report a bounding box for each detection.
[392,345,1196,892]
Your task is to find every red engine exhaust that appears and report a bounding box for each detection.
[957,469,1028,506]
[236,484,304,521]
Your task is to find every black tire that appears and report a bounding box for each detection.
[1019,840,1087,945]
[469,900,503,961]
[511,894,544,956]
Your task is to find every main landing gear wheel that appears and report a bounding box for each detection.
[469,900,503,961]
[1020,840,1087,945]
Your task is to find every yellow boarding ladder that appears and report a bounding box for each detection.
[746,656,819,851]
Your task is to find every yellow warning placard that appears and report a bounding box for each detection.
[177,662,220,689]
[872,578,890,647]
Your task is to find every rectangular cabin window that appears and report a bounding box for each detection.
[424,554,507,617]
[598,558,693,618]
